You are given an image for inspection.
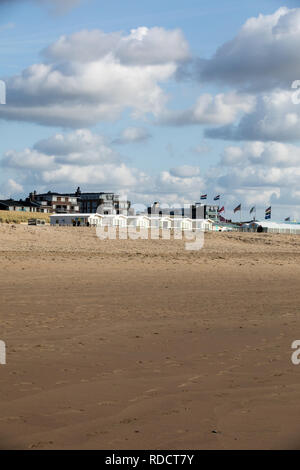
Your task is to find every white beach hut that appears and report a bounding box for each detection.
[172,218,193,231]
[126,215,150,228]
[192,219,213,232]
[50,213,103,226]
[100,214,127,228]
[149,216,172,230]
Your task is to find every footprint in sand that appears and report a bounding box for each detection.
[28,441,54,449]
[97,401,117,406]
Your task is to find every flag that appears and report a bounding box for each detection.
[285,217,290,222]
[250,206,255,214]
[200,194,207,200]
[218,206,225,213]
[234,204,241,213]
[265,206,271,220]
[214,195,220,201]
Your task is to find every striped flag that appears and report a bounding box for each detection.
[250,206,255,214]
[234,204,241,213]
[200,194,207,200]
[218,206,225,213]
[265,206,271,220]
[214,195,220,201]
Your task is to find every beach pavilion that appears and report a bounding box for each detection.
[242,221,300,234]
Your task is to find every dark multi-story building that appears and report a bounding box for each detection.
[29,191,80,213]
[191,203,219,221]
[27,188,130,214]
[147,202,185,216]
[147,201,220,221]
[72,187,130,214]
[0,199,41,212]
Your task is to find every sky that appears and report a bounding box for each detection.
[1,0,300,221]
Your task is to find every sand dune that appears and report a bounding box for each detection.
[1,224,300,449]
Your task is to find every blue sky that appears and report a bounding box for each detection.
[1,0,300,220]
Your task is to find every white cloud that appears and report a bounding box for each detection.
[206,89,300,142]
[33,129,119,164]
[0,27,189,128]
[221,141,300,168]
[200,7,300,91]
[159,92,255,126]
[155,169,204,198]
[41,163,141,188]
[207,141,300,218]
[3,148,56,170]
[0,178,24,198]
[0,129,207,204]
[45,27,190,65]
[218,141,300,188]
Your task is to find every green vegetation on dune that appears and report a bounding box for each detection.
[0,210,50,224]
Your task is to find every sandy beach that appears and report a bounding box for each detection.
[1,224,300,449]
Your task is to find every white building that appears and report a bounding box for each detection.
[127,215,150,228]
[101,214,127,227]
[172,218,193,231]
[50,213,103,226]
[242,221,300,234]
[192,219,213,231]
[149,216,172,230]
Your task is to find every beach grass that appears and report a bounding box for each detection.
[0,210,50,224]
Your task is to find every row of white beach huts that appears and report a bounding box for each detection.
[49,213,300,233]
[50,213,218,231]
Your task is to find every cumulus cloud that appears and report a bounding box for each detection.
[159,92,255,126]
[205,141,300,219]
[3,148,56,170]
[2,129,123,173]
[0,27,189,128]
[155,169,204,199]
[0,129,207,204]
[45,27,190,65]
[217,141,300,188]
[206,90,300,142]
[0,178,24,200]
[113,127,151,145]
[196,140,300,219]
[0,178,24,196]
[221,141,300,168]
[200,7,300,91]
[33,129,119,164]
